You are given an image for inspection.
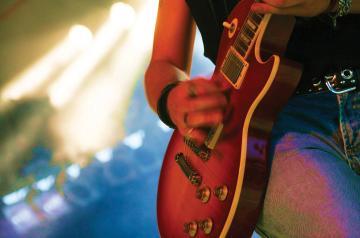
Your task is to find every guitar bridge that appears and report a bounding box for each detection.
[184,137,211,161]
[175,153,202,186]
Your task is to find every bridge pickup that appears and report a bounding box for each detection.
[175,153,202,186]
[184,138,211,161]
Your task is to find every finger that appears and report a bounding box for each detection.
[187,94,228,112]
[185,109,224,128]
[186,78,223,97]
[260,0,303,8]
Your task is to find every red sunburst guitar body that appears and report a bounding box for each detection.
[157,1,302,237]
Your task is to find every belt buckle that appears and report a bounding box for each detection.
[324,69,357,94]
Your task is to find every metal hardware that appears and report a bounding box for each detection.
[184,137,211,161]
[324,74,357,94]
[198,218,213,235]
[341,69,353,80]
[196,187,211,203]
[214,185,228,201]
[296,69,359,95]
[175,153,202,186]
[221,47,249,89]
[184,221,198,237]
[325,73,337,83]
[311,77,321,87]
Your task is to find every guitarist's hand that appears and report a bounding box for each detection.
[167,77,229,143]
[252,0,334,17]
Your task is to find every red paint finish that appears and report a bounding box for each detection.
[157,1,302,237]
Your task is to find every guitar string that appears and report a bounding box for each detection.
[181,136,237,220]
[177,0,264,223]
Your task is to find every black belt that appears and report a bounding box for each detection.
[295,68,360,95]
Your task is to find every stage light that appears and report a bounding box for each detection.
[1,25,93,102]
[66,164,81,179]
[48,4,136,108]
[2,187,29,206]
[67,24,93,51]
[5,204,40,233]
[110,2,136,28]
[123,130,145,150]
[95,148,114,163]
[42,194,67,215]
[33,175,55,192]
[47,0,158,164]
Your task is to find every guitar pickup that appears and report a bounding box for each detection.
[184,137,211,161]
[175,153,202,187]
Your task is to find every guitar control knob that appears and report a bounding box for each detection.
[198,218,213,235]
[196,187,211,203]
[214,185,228,201]
[184,221,198,237]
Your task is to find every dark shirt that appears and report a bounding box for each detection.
[185,0,360,80]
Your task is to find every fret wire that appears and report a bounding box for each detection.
[234,39,248,56]
[240,33,251,45]
[232,10,264,57]
[243,25,255,38]
[249,12,263,24]
[246,18,257,31]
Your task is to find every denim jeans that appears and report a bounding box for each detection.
[255,91,360,238]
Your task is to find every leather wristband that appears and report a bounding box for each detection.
[157,82,179,129]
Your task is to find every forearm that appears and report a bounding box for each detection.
[145,0,195,112]
[144,60,189,112]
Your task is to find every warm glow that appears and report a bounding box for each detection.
[0,25,92,101]
[110,2,136,28]
[47,3,136,108]
[47,0,158,163]
[67,24,93,51]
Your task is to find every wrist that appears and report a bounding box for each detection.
[157,82,179,129]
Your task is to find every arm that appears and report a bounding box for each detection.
[144,0,196,112]
[251,0,360,16]
[145,0,228,142]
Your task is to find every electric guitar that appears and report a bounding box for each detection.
[157,0,302,237]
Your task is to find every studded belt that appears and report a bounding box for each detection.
[295,68,359,95]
